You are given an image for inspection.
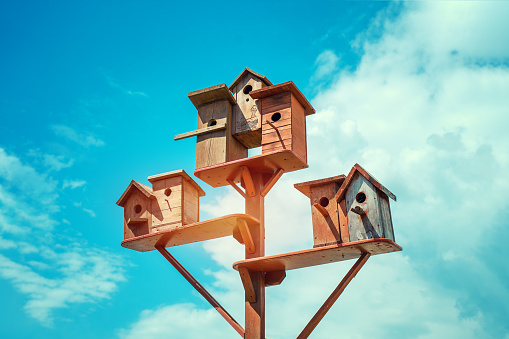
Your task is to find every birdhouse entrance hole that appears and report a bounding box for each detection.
[356,192,366,204]
[134,204,142,214]
[164,188,172,197]
[208,119,217,127]
[319,197,329,208]
[243,85,253,94]
[271,112,281,122]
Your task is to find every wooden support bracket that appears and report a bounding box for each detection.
[174,123,227,140]
[297,252,371,339]
[313,202,330,218]
[239,267,257,303]
[155,246,245,338]
[238,218,255,254]
[227,178,247,199]
[261,168,285,197]
[265,270,286,286]
[240,166,256,197]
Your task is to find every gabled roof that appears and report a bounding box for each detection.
[116,180,155,207]
[229,67,273,91]
[188,83,236,109]
[148,169,206,197]
[249,81,315,116]
[334,164,396,202]
[294,175,346,198]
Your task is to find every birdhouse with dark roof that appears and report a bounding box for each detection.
[176,84,248,170]
[335,164,397,243]
[229,68,273,149]
[250,81,315,164]
[117,169,205,240]
[294,175,349,248]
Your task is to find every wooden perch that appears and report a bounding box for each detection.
[350,206,366,215]
[313,203,329,218]
[174,123,227,141]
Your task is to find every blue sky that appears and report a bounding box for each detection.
[1,1,509,338]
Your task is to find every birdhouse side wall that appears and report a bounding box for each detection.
[151,176,184,232]
[123,191,152,239]
[345,174,384,242]
[290,94,307,163]
[195,100,247,169]
[232,73,265,148]
[309,183,342,247]
[378,192,395,241]
[182,179,200,225]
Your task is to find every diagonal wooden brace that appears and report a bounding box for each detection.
[239,267,257,303]
[240,166,256,197]
[261,168,285,197]
[227,178,247,199]
[155,246,245,338]
[297,252,371,339]
[238,218,255,254]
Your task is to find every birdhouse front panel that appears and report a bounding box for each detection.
[195,99,247,169]
[230,68,272,149]
[345,172,395,242]
[123,190,153,239]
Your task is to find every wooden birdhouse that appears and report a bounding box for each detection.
[335,164,397,243]
[117,169,205,240]
[294,175,349,248]
[249,81,315,164]
[229,68,273,149]
[178,84,248,170]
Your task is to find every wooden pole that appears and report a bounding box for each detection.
[243,171,266,339]
[297,252,371,339]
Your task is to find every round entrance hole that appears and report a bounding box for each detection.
[243,85,253,95]
[164,188,172,197]
[208,119,217,127]
[356,192,366,204]
[271,112,281,122]
[134,204,142,214]
[319,197,329,208]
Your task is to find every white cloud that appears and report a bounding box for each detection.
[62,179,86,190]
[27,149,74,171]
[51,124,105,147]
[312,50,340,81]
[107,76,148,97]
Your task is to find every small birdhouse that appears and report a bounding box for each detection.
[117,169,205,240]
[229,68,273,149]
[249,81,315,164]
[335,164,396,243]
[294,175,349,248]
[184,84,248,170]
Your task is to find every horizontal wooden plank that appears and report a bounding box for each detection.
[188,84,236,108]
[250,81,315,115]
[294,175,346,198]
[121,214,261,252]
[174,123,227,140]
[232,238,402,273]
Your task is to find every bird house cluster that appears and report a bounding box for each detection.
[116,170,205,240]
[295,164,396,248]
[175,68,315,169]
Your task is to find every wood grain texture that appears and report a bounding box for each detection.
[310,184,341,247]
[188,83,236,109]
[174,122,227,141]
[250,81,315,116]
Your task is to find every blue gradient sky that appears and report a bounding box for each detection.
[1,1,509,338]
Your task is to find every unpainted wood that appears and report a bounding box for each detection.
[124,190,153,239]
[174,123,227,141]
[188,83,236,109]
[309,183,342,248]
[183,179,200,225]
[121,214,260,252]
[240,166,256,197]
[264,270,286,286]
[260,168,284,197]
[238,218,255,254]
[239,267,257,303]
[250,81,315,116]
[290,94,307,163]
[345,173,383,242]
[378,193,395,241]
[232,238,401,273]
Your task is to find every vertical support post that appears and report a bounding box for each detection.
[243,172,266,339]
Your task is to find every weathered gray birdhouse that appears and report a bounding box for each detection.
[117,169,205,240]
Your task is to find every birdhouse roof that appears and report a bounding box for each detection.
[116,180,155,207]
[334,164,397,202]
[228,67,273,91]
[249,81,315,116]
[147,169,206,197]
[188,84,236,109]
[294,175,346,198]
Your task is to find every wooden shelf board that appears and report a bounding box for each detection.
[232,238,402,273]
[194,150,308,188]
[121,214,260,252]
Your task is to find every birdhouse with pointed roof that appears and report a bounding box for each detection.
[185,84,248,170]
[335,164,396,243]
[229,68,273,149]
[250,81,315,164]
[295,175,349,248]
[117,169,205,240]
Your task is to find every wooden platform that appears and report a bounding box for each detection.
[121,214,260,252]
[194,149,308,188]
[233,238,402,273]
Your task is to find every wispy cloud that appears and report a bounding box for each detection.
[62,179,86,190]
[51,125,105,147]
[27,149,74,172]
[107,77,148,97]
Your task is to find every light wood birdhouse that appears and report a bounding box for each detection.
[229,68,273,149]
[250,81,315,164]
[117,169,205,240]
[335,164,396,243]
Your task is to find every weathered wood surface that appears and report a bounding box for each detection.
[232,238,401,273]
[121,214,260,252]
[250,81,315,116]
[188,83,236,109]
[194,149,307,188]
[174,122,227,141]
